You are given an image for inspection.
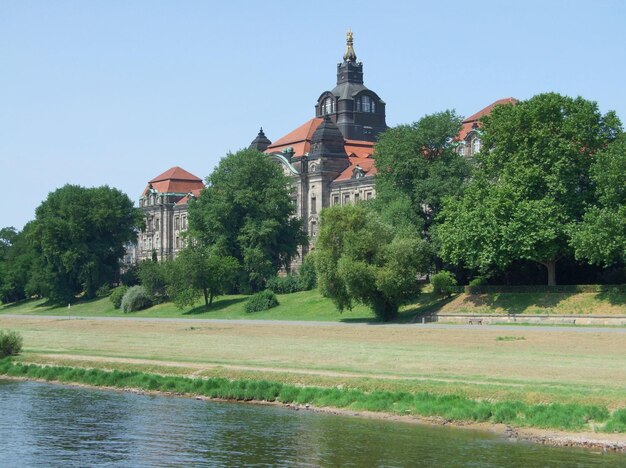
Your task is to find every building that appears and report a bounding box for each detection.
[133,31,514,264]
[134,166,204,262]
[254,30,387,256]
[455,97,517,157]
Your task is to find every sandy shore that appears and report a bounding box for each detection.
[3,375,625,453]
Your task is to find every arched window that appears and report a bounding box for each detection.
[473,138,481,154]
[322,97,334,115]
[458,142,465,156]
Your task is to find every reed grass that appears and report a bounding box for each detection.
[1,359,622,433]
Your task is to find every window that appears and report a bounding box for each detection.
[310,221,317,237]
[333,195,339,206]
[176,236,180,249]
[311,197,317,214]
[354,193,360,203]
[182,216,187,230]
[322,97,335,115]
[356,95,375,113]
[473,138,481,154]
[175,216,180,230]
[459,143,465,156]
[155,218,160,230]
[343,193,350,205]
[366,191,373,200]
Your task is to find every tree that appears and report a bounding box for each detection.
[0,223,41,303]
[315,205,432,321]
[30,184,142,302]
[188,149,306,292]
[373,110,470,234]
[571,133,626,266]
[437,93,622,285]
[166,245,239,308]
[138,259,169,302]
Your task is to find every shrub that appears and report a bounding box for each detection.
[431,271,458,298]
[109,285,129,309]
[0,330,23,357]
[120,286,152,313]
[469,276,487,287]
[96,284,112,298]
[298,253,317,290]
[266,275,301,294]
[245,289,279,313]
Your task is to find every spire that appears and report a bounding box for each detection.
[343,29,357,63]
[249,127,272,152]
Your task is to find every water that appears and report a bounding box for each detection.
[0,380,623,467]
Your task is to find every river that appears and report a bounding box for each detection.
[0,379,622,467]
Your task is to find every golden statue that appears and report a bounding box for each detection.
[343,29,357,62]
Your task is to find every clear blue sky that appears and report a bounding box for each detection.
[2,0,625,230]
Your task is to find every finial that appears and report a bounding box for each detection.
[343,29,357,63]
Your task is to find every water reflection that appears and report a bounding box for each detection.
[0,380,622,467]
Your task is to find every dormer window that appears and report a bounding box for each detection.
[322,97,335,115]
[356,95,375,113]
[352,165,366,179]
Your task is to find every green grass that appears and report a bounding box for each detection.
[0,359,622,433]
[0,289,440,322]
[3,287,625,321]
[439,289,626,316]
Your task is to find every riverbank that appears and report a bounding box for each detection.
[1,363,624,452]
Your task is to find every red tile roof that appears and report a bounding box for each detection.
[266,120,377,182]
[143,166,204,196]
[266,118,323,156]
[458,98,518,141]
[176,188,204,205]
[335,156,377,181]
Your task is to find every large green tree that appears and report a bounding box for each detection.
[31,184,141,302]
[570,133,626,266]
[437,93,622,285]
[315,205,432,321]
[188,149,306,292]
[166,245,239,308]
[373,110,470,234]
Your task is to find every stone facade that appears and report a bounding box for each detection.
[133,167,203,262]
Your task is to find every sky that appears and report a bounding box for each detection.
[1,0,625,230]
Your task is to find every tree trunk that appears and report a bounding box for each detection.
[209,291,214,306]
[541,261,557,286]
[203,288,209,307]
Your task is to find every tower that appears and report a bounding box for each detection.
[315,30,387,141]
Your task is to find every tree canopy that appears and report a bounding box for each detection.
[570,132,626,266]
[166,245,239,308]
[315,205,432,321]
[188,148,306,292]
[30,184,141,302]
[373,110,469,234]
[437,93,622,285]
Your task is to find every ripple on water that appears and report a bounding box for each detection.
[0,379,622,467]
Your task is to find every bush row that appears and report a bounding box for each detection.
[0,360,623,433]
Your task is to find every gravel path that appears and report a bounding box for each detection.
[2,314,626,333]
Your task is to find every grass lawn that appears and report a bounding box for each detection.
[438,289,626,315]
[3,287,625,322]
[0,289,443,322]
[1,314,625,410]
